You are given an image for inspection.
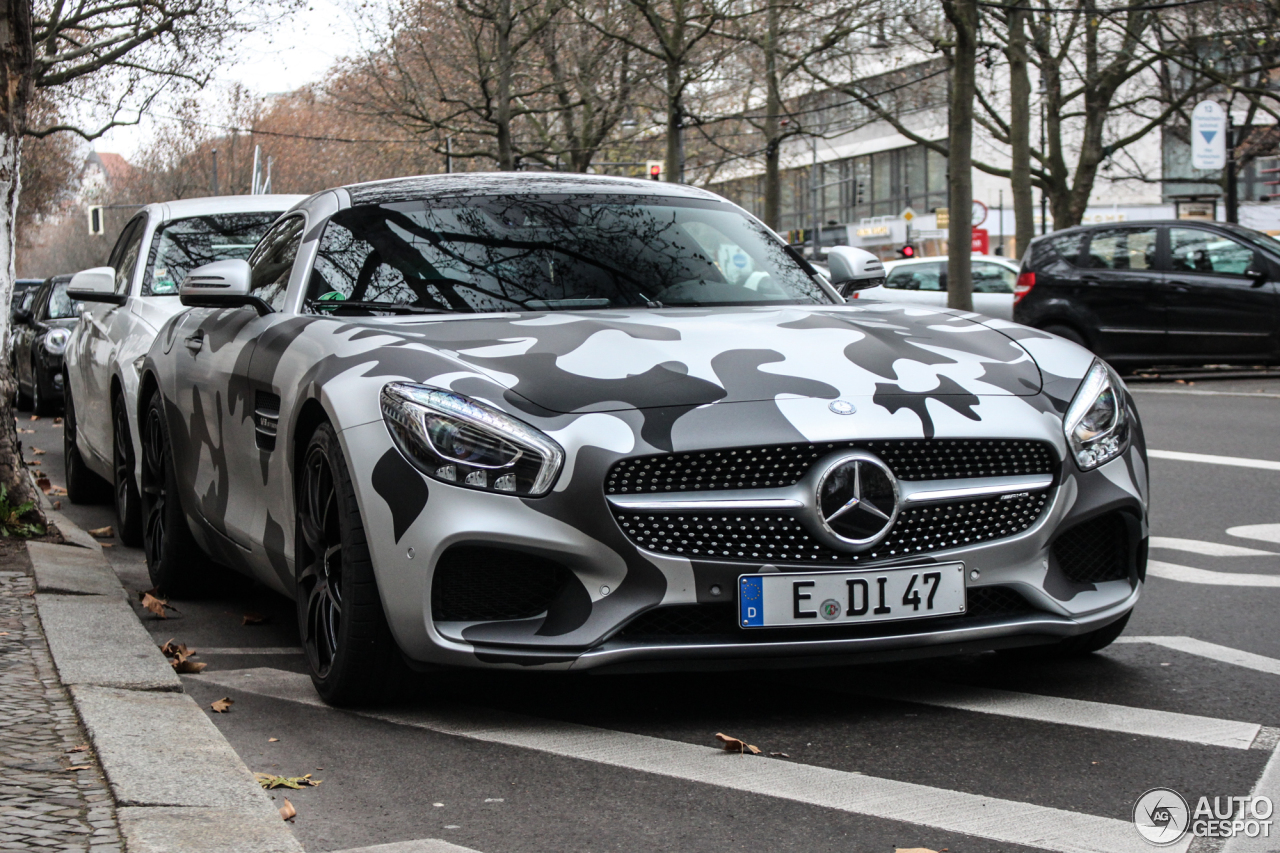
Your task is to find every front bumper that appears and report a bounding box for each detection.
[342,395,1149,673]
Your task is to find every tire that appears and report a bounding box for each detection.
[140,388,210,595]
[64,382,111,505]
[296,421,402,706]
[31,358,55,417]
[112,393,144,547]
[1041,324,1087,349]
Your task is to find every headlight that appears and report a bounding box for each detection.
[380,383,563,496]
[43,328,70,355]
[1063,360,1130,470]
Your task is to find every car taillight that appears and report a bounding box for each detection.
[1014,271,1036,303]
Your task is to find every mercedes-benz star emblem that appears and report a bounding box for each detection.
[814,452,900,550]
[829,400,856,415]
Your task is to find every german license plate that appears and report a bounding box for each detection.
[738,563,966,628]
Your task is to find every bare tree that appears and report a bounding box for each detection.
[1,0,268,516]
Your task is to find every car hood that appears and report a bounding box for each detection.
[366,302,1043,414]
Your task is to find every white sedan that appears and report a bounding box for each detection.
[848,255,1019,319]
[63,194,304,546]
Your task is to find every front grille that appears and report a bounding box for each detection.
[615,493,1049,565]
[432,546,573,622]
[616,586,1038,641]
[606,439,1055,494]
[1052,513,1131,584]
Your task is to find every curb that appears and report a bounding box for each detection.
[29,499,304,853]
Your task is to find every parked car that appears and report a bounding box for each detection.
[10,278,44,321]
[63,194,305,547]
[1013,220,1280,364]
[848,255,1019,320]
[10,274,77,415]
[139,174,1146,705]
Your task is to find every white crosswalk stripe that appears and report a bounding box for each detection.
[201,667,1184,853]
[824,679,1262,750]
[1229,524,1280,546]
[1115,636,1280,677]
[331,841,483,853]
[1147,561,1280,587]
[1148,450,1280,472]
[1222,746,1280,853]
[1149,537,1278,558]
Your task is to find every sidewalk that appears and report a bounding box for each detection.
[0,558,124,852]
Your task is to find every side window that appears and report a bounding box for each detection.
[111,218,147,294]
[1045,232,1086,266]
[885,262,944,291]
[1083,228,1158,271]
[1170,229,1256,275]
[248,216,305,312]
[973,263,1015,294]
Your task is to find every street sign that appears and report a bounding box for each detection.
[936,207,949,228]
[971,228,989,254]
[1191,101,1227,171]
[971,200,988,227]
[900,207,917,222]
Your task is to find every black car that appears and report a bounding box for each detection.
[1013,220,1280,365]
[11,274,77,415]
[9,279,43,321]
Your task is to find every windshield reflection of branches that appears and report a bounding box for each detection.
[146,213,279,295]
[310,193,828,312]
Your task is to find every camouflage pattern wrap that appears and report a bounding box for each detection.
[140,176,1148,672]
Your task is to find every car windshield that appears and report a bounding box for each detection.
[47,281,75,319]
[1216,222,1280,255]
[144,212,282,295]
[306,194,831,313]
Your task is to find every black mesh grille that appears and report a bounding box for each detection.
[432,546,573,622]
[1052,514,1131,584]
[616,587,1038,640]
[606,439,1055,494]
[614,493,1049,565]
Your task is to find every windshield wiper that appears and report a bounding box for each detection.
[308,299,451,315]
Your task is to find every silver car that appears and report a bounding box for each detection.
[138,174,1148,705]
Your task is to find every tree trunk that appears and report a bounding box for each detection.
[1,0,42,519]
[1005,5,1034,259]
[761,1,781,229]
[665,63,682,183]
[496,0,516,171]
[944,0,977,312]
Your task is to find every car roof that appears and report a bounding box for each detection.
[340,172,725,207]
[159,194,307,219]
[884,255,1017,269]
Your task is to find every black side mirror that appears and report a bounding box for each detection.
[1247,254,1270,287]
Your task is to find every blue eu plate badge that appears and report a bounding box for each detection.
[740,576,764,627]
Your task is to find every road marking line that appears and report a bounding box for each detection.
[1148,449,1280,472]
[196,647,305,655]
[830,680,1259,750]
[202,667,1179,853]
[330,841,483,853]
[1149,537,1278,558]
[1228,524,1280,546]
[1223,746,1280,853]
[1131,388,1280,400]
[1115,636,1280,677]
[1147,560,1280,587]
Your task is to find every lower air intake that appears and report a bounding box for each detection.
[1052,513,1131,584]
[432,546,572,622]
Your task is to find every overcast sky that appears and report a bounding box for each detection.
[97,0,368,158]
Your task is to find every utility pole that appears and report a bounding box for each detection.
[211,149,218,196]
[1225,113,1239,224]
[810,135,822,260]
[998,189,1004,256]
[445,137,453,174]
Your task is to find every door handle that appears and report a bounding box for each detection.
[1166,281,1190,291]
[184,333,204,353]
[1080,276,1100,284]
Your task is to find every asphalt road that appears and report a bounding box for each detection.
[20,377,1280,853]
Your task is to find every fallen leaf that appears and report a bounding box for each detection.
[69,745,88,753]
[140,592,171,619]
[256,772,321,789]
[53,417,62,424]
[29,415,38,421]
[242,611,267,625]
[279,799,296,821]
[66,765,92,772]
[159,639,192,659]
[18,427,34,433]
[715,733,761,755]
[268,737,279,743]
[32,448,45,455]
[51,501,61,510]
[173,659,207,674]
[36,476,51,493]
[769,752,791,758]
[894,849,940,853]
[210,698,234,713]
[88,525,114,538]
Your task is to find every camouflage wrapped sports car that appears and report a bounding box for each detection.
[138,174,1148,705]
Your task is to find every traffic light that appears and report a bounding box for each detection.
[898,244,916,259]
[87,205,104,235]
[646,160,663,180]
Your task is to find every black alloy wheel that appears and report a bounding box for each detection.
[63,382,110,504]
[112,395,144,546]
[140,389,207,594]
[30,357,53,417]
[296,421,401,706]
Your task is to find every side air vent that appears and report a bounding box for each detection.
[254,391,281,451]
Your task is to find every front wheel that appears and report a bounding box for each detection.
[140,389,210,595]
[112,394,144,547]
[1041,324,1088,349]
[31,359,55,417]
[296,421,402,706]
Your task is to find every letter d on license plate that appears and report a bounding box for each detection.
[738,563,966,628]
